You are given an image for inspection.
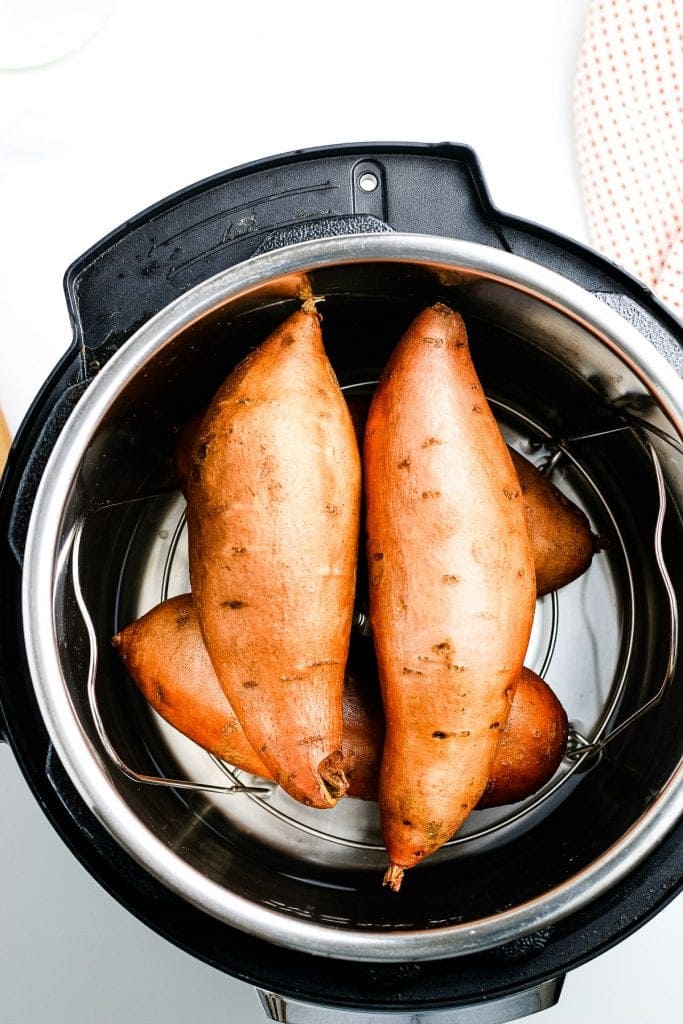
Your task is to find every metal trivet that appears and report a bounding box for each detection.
[71,397,679,820]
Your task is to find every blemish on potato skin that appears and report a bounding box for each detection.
[397,598,408,611]
[433,640,452,652]
[447,664,467,672]
[403,667,425,676]
[281,674,304,682]
[403,819,414,827]
[190,437,211,481]
[422,489,441,499]
[280,332,297,348]
[442,574,460,584]
[242,680,258,689]
[422,437,445,448]
[309,658,341,667]
[373,552,384,561]
[155,685,164,704]
[432,731,448,739]
[489,721,501,730]
[502,486,520,500]
[195,438,211,461]
[398,457,411,470]
[457,729,471,737]
[425,820,443,842]
[297,734,324,746]
[221,599,247,609]
[232,546,247,555]
[175,611,190,628]
[472,404,483,414]
[325,503,340,516]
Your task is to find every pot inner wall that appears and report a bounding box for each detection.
[48,258,683,940]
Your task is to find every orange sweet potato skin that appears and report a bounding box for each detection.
[176,403,595,599]
[186,308,361,808]
[113,595,269,777]
[365,304,537,882]
[509,449,594,596]
[347,395,594,597]
[478,666,568,808]
[113,596,567,806]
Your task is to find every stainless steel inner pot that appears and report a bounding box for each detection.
[22,234,683,962]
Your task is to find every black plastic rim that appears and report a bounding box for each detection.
[0,141,680,1009]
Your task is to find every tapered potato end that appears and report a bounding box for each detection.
[383,864,405,892]
[510,449,595,596]
[319,750,349,805]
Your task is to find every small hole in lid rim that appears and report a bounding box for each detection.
[358,172,379,193]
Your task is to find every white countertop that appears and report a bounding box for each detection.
[0,2,680,1021]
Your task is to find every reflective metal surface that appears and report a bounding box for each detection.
[22,234,683,961]
[257,978,564,1024]
[76,397,627,866]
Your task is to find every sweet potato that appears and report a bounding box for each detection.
[176,408,595,597]
[113,595,568,806]
[365,303,536,889]
[113,595,267,776]
[186,307,361,808]
[343,664,567,809]
[346,394,595,596]
[508,449,594,596]
[477,666,568,808]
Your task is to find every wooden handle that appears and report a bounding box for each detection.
[0,409,11,474]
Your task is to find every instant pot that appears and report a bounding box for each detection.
[1,142,681,1022]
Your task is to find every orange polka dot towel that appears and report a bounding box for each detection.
[574,0,683,320]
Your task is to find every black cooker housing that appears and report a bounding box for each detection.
[0,142,680,1013]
